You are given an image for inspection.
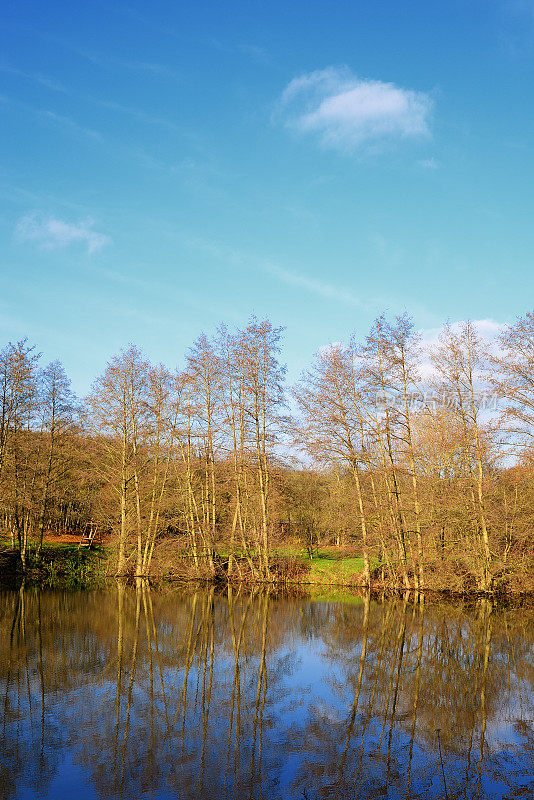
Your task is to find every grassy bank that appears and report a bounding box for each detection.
[0,539,108,589]
[30,544,108,588]
[2,541,529,596]
[146,544,369,587]
[0,539,368,589]
[304,553,366,584]
[269,545,369,586]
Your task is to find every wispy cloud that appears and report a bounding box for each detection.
[37,109,104,141]
[105,4,272,65]
[33,29,182,80]
[87,96,183,132]
[2,92,105,142]
[185,237,363,307]
[2,95,180,171]
[0,64,68,93]
[1,64,182,132]
[15,212,111,254]
[58,40,181,81]
[3,58,192,140]
[236,43,272,64]
[263,262,361,307]
[275,66,433,153]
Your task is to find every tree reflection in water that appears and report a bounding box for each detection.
[0,585,532,799]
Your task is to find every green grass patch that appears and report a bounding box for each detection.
[267,545,369,585]
[307,555,365,583]
[272,547,367,585]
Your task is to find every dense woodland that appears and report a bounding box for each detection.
[2,311,534,592]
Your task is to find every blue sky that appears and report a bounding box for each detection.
[1,0,533,394]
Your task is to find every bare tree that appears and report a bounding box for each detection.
[36,361,77,555]
[492,311,534,452]
[294,342,372,586]
[86,346,150,575]
[432,322,493,590]
[238,318,286,579]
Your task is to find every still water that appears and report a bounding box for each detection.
[0,585,532,800]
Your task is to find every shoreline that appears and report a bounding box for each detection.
[1,543,532,599]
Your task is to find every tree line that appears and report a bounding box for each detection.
[1,311,534,591]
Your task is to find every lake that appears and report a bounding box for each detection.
[0,585,532,799]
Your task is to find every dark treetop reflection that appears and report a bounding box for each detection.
[0,585,533,800]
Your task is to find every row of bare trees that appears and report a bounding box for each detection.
[0,340,84,566]
[1,311,534,589]
[83,318,285,579]
[295,312,534,592]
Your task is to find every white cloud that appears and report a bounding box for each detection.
[15,212,111,254]
[276,66,433,153]
[418,319,504,381]
[420,318,503,350]
[317,341,345,357]
[419,157,439,169]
